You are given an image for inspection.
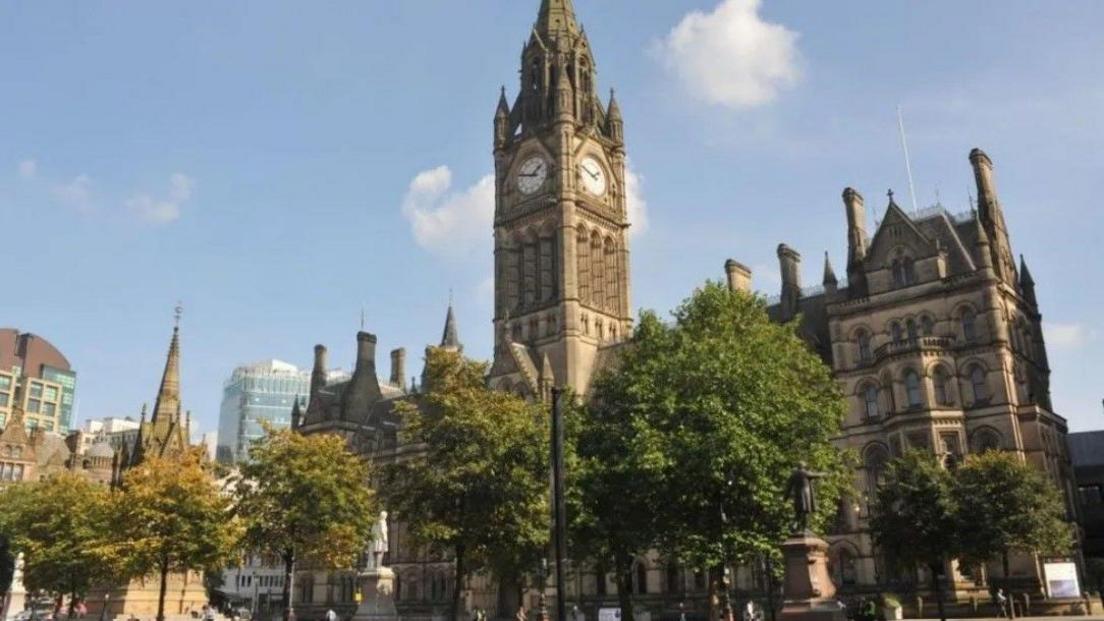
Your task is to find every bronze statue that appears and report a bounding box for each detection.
[785,461,826,534]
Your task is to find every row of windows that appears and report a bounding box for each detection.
[853,310,981,365]
[237,574,284,589]
[2,445,25,458]
[858,366,989,420]
[0,462,27,481]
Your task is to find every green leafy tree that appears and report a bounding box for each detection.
[0,474,121,616]
[116,455,242,621]
[569,381,665,621]
[381,349,549,621]
[952,450,1074,578]
[580,284,847,618]
[235,429,376,621]
[869,452,957,621]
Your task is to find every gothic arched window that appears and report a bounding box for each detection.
[864,445,890,494]
[904,371,923,408]
[921,315,935,336]
[970,366,989,404]
[857,330,872,363]
[933,367,952,406]
[666,561,683,594]
[863,384,880,420]
[635,562,648,595]
[962,309,978,343]
[906,319,919,341]
[891,322,904,343]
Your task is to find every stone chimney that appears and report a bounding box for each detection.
[724,260,752,293]
[390,348,407,389]
[310,344,328,400]
[778,244,802,321]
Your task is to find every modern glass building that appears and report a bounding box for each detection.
[216,360,312,464]
[0,329,77,433]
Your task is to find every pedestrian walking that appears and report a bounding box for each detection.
[995,588,1009,619]
[325,609,337,621]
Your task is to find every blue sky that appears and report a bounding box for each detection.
[2,0,1102,435]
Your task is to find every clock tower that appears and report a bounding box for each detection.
[488,0,632,398]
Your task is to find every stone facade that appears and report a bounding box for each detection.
[733,155,1075,600]
[289,1,1080,619]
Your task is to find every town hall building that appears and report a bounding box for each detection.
[290,0,1079,618]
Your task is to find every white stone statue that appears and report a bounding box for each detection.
[369,511,389,570]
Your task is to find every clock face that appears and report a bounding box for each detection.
[516,157,548,195]
[579,157,607,196]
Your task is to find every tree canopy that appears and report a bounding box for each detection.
[573,283,847,619]
[235,428,376,621]
[0,473,121,614]
[116,454,241,621]
[380,348,549,621]
[953,450,1073,573]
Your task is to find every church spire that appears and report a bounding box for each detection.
[536,0,579,38]
[151,305,183,423]
[441,302,461,351]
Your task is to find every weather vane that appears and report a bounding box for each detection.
[173,301,184,328]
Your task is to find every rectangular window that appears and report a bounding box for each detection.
[27,399,41,413]
[42,403,56,417]
[44,386,59,402]
[29,383,43,398]
[0,376,11,390]
[0,393,8,407]
[1080,485,1103,506]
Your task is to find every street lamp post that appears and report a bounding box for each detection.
[551,388,568,621]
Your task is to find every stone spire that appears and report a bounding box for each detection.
[441,303,461,351]
[536,0,579,39]
[290,396,302,431]
[1020,255,1037,306]
[822,252,838,287]
[151,307,183,423]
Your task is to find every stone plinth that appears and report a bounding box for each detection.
[779,533,846,621]
[352,567,398,621]
[2,555,27,621]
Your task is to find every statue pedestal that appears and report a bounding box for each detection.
[778,533,846,621]
[2,554,27,621]
[352,567,399,621]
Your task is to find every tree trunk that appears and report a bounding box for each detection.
[67,589,77,619]
[451,544,466,621]
[614,553,634,621]
[282,548,297,621]
[53,593,63,619]
[157,558,170,621]
[1001,551,1010,581]
[929,563,947,621]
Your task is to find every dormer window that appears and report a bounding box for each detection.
[891,257,916,288]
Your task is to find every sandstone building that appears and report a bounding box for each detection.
[290,0,1079,617]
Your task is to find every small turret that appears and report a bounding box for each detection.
[778,244,802,320]
[1019,255,1037,307]
[822,252,838,294]
[539,353,555,403]
[843,188,867,266]
[290,396,302,431]
[495,87,511,150]
[343,332,382,418]
[441,303,462,352]
[606,89,623,144]
[553,58,573,120]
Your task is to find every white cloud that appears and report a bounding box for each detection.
[656,0,802,109]
[18,159,37,179]
[401,166,495,259]
[624,161,649,238]
[126,173,195,224]
[52,174,93,211]
[1045,322,1096,349]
